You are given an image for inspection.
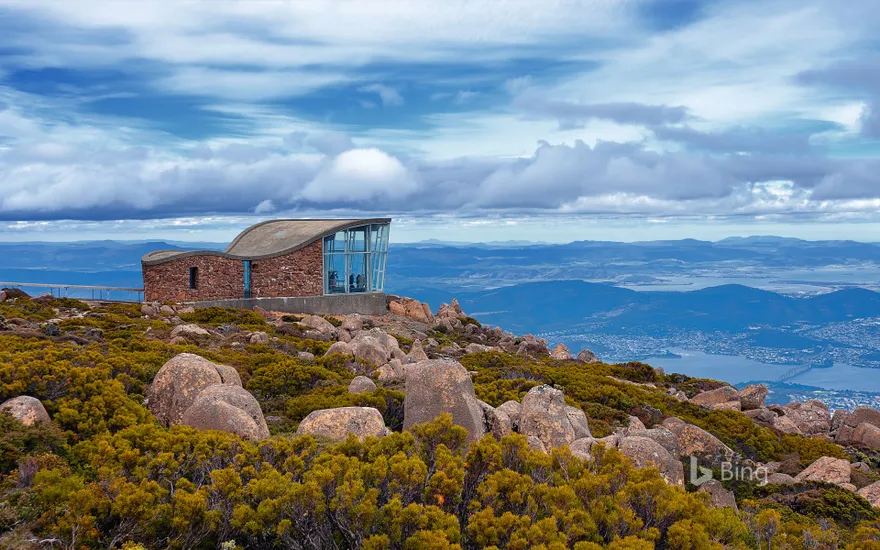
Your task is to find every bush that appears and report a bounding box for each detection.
[178,306,268,330]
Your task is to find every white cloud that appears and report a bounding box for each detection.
[301,148,416,203]
[358,84,404,106]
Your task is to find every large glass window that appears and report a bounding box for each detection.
[323,223,390,295]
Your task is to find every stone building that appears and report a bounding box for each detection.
[142,218,391,315]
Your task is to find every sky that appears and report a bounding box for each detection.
[1,0,880,244]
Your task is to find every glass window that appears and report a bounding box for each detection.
[323,223,390,295]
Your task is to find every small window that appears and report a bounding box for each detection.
[189,267,198,289]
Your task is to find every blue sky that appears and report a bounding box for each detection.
[1,0,879,243]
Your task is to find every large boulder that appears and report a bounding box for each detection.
[662,417,734,458]
[170,324,210,338]
[1,396,50,426]
[576,349,598,363]
[181,384,270,440]
[478,401,513,439]
[351,337,389,367]
[497,400,522,429]
[783,400,831,435]
[690,386,740,410]
[566,406,592,439]
[858,481,880,508]
[739,385,768,410]
[851,422,880,450]
[296,407,387,441]
[772,415,802,435]
[569,437,597,460]
[849,406,880,429]
[348,376,377,394]
[766,473,796,485]
[302,315,338,336]
[147,353,241,427]
[403,359,486,443]
[518,385,576,450]
[406,340,429,363]
[516,334,550,358]
[744,408,777,426]
[619,436,685,487]
[550,344,573,360]
[628,427,680,458]
[389,297,434,324]
[697,479,737,510]
[794,456,851,485]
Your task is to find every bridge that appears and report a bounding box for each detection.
[0,282,144,303]
[774,364,813,383]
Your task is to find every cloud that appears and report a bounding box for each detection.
[301,148,416,203]
[359,84,404,106]
[253,199,276,214]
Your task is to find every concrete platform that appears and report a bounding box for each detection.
[189,292,387,316]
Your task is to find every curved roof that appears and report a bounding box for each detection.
[142,218,391,265]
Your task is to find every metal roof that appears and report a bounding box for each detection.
[142,218,391,265]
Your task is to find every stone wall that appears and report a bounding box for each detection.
[143,240,324,302]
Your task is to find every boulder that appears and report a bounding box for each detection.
[566,406,592,439]
[403,359,486,443]
[711,401,742,411]
[626,416,646,433]
[783,400,831,435]
[851,422,880,450]
[772,415,802,435]
[147,353,241,427]
[465,343,493,354]
[848,407,880,429]
[341,314,365,333]
[766,473,796,485]
[527,435,547,454]
[662,417,734,458]
[406,340,429,363]
[619,436,685,487]
[170,324,210,338]
[302,315,337,336]
[515,334,550,358]
[0,290,7,302]
[497,400,522,429]
[840,482,857,492]
[214,365,243,386]
[570,437,597,460]
[478,401,513,439]
[160,305,175,315]
[177,306,195,314]
[690,386,740,408]
[140,303,158,317]
[181,384,270,441]
[697,479,737,510]
[296,407,387,441]
[628,427,680,458]
[794,456,851,485]
[739,385,768,410]
[576,349,599,363]
[519,385,576,450]
[0,396,50,426]
[389,297,434,324]
[376,359,404,382]
[249,331,270,345]
[351,338,388,366]
[348,376,377,394]
[744,408,777,425]
[857,481,880,508]
[550,343,573,360]
[298,351,316,361]
[325,341,353,357]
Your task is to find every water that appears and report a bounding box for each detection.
[642,349,880,392]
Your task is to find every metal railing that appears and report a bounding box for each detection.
[0,282,144,302]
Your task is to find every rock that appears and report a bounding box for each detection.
[527,435,547,454]
[302,315,337,335]
[712,401,742,411]
[0,290,6,302]
[214,365,243,386]
[628,427,680,458]
[406,340,429,363]
[697,479,737,510]
[181,384,270,441]
[325,341,353,356]
[298,351,316,361]
[177,306,195,314]
[766,473,796,485]
[550,343,573,360]
[783,400,831,435]
[170,324,210,338]
[249,331,269,345]
[744,408,778,425]
[463,343,492,354]
[515,334,550,358]
[169,336,187,346]
[619,436,685,487]
[147,353,241,427]
[794,456,851,485]
[739,385,768,410]
[376,360,404,382]
[566,406,592,439]
[348,376,377,394]
[576,349,598,363]
[848,407,880,429]
[772,415,802,435]
[662,417,734,458]
[0,396,50,426]
[497,400,522,429]
[403,359,486,443]
[478,401,513,439]
[519,385,576,450]
[626,416,646,433]
[140,303,158,316]
[690,386,740,408]
[341,314,365,333]
[352,338,388,367]
[570,437,597,460]
[839,482,857,492]
[852,462,872,473]
[40,321,60,337]
[852,422,880,450]
[389,297,434,324]
[158,305,174,315]
[296,407,387,441]
[857,481,880,508]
